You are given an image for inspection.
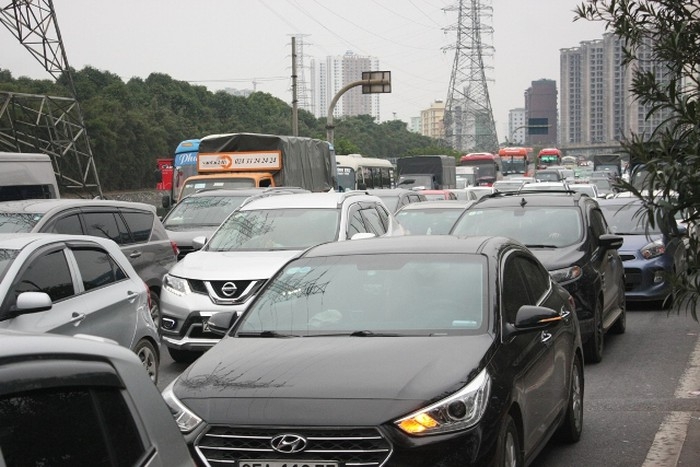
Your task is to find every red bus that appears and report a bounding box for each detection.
[498,147,531,176]
[537,148,563,169]
[459,153,501,186]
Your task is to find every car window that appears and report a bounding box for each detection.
[501,252,534,323]
[517,255,551,303]
[14,249,74,303]
[120,211,153,243]
[51,213,84,235]
[360,206,387,236]
[83,212,130,245]
[72,248,127,291]
[376,203,391,231]
[347,205,370,238]
[589,207,608,239]
[0,384,145,466]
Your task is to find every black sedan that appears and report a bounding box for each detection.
[162,235,583,467]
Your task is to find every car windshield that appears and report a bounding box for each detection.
[396,208,465,235]
[452,206,583,247]
[375,195,399,212]
[0,248,20,278]
[599,203,662,234]
[180,178,256,199]
[206,208,340,251]
[163,195,249,229]
[0,213,44,233]
[238,253,487,336]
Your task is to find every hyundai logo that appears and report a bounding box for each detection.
[220,281,238,297]
[270,434,308,454]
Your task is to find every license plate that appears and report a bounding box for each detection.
[239,461,337,467]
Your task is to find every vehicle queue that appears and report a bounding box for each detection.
[0,141,684,466]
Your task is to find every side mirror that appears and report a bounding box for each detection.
[15,291,53,315]
[504,305,562,338]
[192,236,208,250]
[208,311,239,336]
[599,233,623,250]
[350,232,376,240]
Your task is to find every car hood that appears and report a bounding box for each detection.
[169,250,301,280]
[617,233,663,252]
[174,335,493,426]
[527,244,585,271]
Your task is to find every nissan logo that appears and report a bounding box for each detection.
[220,281,238,297]
[270,434,308,454]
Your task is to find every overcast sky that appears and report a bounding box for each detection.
[1,0,606,140]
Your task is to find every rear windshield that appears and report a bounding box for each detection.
[163,195,249,229]
[0,213,43,233]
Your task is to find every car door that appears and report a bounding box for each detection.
[501,250,564,453]
[590,206,624,319]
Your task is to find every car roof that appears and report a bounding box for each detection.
[240,191,382,210]
[0,232,120,249]
[366,188,421,196]
[0,198,157,214]
[396,200,472,212]
[301,234,510,257]
[471,191,588,208]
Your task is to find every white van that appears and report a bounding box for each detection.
[0,152,60,200]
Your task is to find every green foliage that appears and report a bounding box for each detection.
[576,1,700,319]
[1,66,446,191]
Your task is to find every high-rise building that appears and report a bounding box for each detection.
[420,100,446,140]
[508,108,527,144]
[560,33,673,153]
[316,51,380,121]
[524,79,558,146]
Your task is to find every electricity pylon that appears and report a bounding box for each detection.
[0,0,102,196]
[443,0,498,154]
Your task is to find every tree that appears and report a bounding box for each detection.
[576,1,700,319]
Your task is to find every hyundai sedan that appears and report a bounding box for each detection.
[163,235,583,466]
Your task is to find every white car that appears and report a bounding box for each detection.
[0,233,160,381]
[160,190,404,362]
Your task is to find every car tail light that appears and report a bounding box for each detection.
[170,240,180,257]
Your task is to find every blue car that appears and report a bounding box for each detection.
[598,198,687,306]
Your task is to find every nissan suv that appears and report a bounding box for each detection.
[450,189,626,363]
[160,190,404,362]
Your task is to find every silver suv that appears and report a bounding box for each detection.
[160,190,403,362]
[0,199,179,328]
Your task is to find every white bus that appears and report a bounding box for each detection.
[336,154,395,191]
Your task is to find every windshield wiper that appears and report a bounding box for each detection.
[237,330,297,338]
[524,244,558,249]
[349,330,400,337]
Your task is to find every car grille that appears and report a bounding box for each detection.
[625,268,642,291]
[195,426,392,467]
[188,279,266,305]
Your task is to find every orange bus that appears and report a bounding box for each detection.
[498,147,531,176]
[537,148,563,169]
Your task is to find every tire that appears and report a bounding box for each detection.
[556,356,584,443]
[167,346,202,364]
[495,414,522,467]
[583,300,604,363]
[149,290,161,330]
[134,339,159,384]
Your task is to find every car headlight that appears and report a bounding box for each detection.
[163,273,191,296]
[550,265,583,284]
[641,239,665,259]
[394,368,491,436]
[161,379,203,433]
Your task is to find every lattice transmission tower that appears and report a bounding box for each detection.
[0,0,103,196]
[443,0,498,153]
[290,34,314,115]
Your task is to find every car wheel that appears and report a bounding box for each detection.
[583,299,604,363]
[149,290,161,330]
[495,414,522,467]
[134,339,159,384]
[167,346,202,364]
[556,355,584,443]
